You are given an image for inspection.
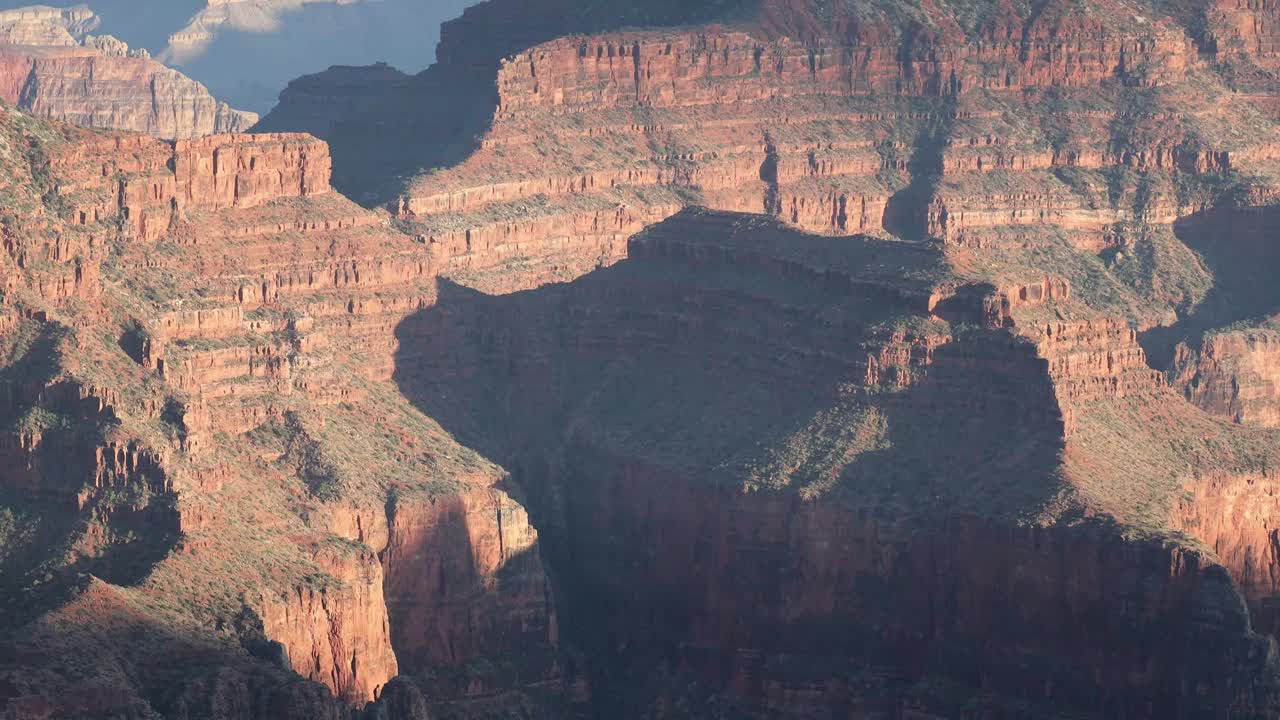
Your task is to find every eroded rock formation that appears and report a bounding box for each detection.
[0,106,563,717]
[1173,329,1280,426]
[4,0,1280,718]
[390,209,1280,717]
[0,5,256,138]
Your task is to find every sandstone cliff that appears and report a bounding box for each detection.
[259,0,1280,297]
[0,103,570,717]
[1172,326,1280,426]
[390,208,1280,717]
[0,5,256,138]
[6,0,1280,718]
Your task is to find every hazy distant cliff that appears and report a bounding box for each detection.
[157,0,477,113]
[0,4,256,138]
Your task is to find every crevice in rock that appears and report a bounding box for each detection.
[882,101,954,241]
[760,131,780,215]
[1139,206,1280,372]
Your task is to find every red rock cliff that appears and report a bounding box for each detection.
[0,7,255,139]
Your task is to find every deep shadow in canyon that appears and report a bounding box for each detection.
[1139,205,1280,371]
[0,326,180,632]
[254,0,757,205]
[384,212,1279,717]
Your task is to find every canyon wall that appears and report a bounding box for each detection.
[258,542,399,705]
[5,0,1280,717]
[259,0,1280,308]
[1172,329,1280,427]
[381,486,560,697]
[0,6,255,138]
[531,451,1277,717]
[390,209,1280,717]
[0,111,570,717]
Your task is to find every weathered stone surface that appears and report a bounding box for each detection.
[0,5,97,46]
[1173,329,1280,427]
[0,5,255,138]
[258,542,399,704]
[381,484,556,676]
[390,208,1280,718]
[260,0,1280,301]
[6,1,1280,718]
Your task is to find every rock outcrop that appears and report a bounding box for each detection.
[259,0,1280,300]
[5,0,1280,718]
[382,485,559,698]
[1172,328,1280,427]
[258,541,398,705]
[0,5,99,46]
[390,208,1280,717]
[0,5,256,138]
[0,105,568,717]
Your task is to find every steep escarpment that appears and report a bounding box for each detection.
[0,5,256,138]
[258,0,1278,309]
[6,0,1280,718]
[0,107,568,718]
[392,209,1280,717]
[381,485,559,700]
[1143,207,1280,426]
[1172,327,1280,426]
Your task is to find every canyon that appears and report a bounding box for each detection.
[0,0,478,114]
[155,0,477,113]
[1,0,1280,718]
[0,5,256,138]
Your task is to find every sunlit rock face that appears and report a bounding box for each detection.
[0,4,257,137]
[6,0,1280,718]
[0,0,474,113]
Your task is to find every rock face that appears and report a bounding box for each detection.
[48,131,332,243]
[0,105,566,717]
[390,209,1280,717]
[1172,329,1280,426]
[0,5,99,45]
[382,488,550,666]
[258,0,1279,293]
[0,5,256,138]
[258,541,398,705]
[5,0,1280,718]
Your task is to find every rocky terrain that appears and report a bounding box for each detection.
[0,4,256,138]
[2,0,1280,718]
[0,0,478,114]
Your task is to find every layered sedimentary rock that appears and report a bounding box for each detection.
[381,485,559,697]
[256,530,399,704]
[1208,0,1280,68]
[0,105,565,718]
[6,0,1280,718]
[1172,328,1280,426]
[0,5,256,138]
[391,208,1280,717]
[258,0,1279,302]
[0,5,98,45]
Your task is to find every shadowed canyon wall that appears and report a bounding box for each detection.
[3,0,1280,717]
[0,111,566,717]
[390,211,1280,717]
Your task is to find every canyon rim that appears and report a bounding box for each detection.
[1,0,1280,718]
